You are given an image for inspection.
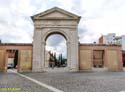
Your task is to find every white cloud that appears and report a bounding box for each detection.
[46,42,67,58]
[0,0,34,43]
[45,34,67,58]
[78,0,125,43]
[0,0,125,50]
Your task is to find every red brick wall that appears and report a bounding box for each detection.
[8,53,15,58]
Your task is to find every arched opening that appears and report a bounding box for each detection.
[44,33,67,72]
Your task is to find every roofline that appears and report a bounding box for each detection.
[0,43,33,46]
[79,43,121,47]
[31,7,81,23]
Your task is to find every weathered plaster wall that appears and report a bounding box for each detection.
[0,50,5,72]
[79,50,92,70]
[0,44,32,72]
[79,44,123,71]
[19,50,32,72]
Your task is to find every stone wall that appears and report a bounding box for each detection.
[0,43,123,72]
[0,44,32,72]
[18,50,32,72]
[79,50,92,70]
[0,50,5,72]
[79,44,123,71]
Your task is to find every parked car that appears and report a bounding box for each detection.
[7,63,14,69]
[7,58,14,69]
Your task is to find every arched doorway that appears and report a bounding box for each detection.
[45,33,67,72]
[42,30,71,72]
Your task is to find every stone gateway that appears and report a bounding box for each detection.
[31,7,81,72]
[0,7,123,72]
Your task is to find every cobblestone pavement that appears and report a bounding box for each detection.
[1,70,125,92]
[0,72,52,92]
[23,71,125,92]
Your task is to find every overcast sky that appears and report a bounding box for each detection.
[0,0,125,56]
[0,0,125,43]
[46,34,67,58]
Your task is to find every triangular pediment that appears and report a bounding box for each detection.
[31,7,81,21]
[40,11,73,18]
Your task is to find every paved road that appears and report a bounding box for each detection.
[24,71,125,92]
[1,70,125,92]
[0,72,52,92]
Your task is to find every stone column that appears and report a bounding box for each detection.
[41,41,46,71]
[32,30,43,72]
[67,41,70,69]
[69,31,79,71]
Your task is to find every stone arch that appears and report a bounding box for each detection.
[42,29,69,42]
[32,7,81,72]
[41,29,71,70]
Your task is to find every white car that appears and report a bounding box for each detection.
[7,63,14,69]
